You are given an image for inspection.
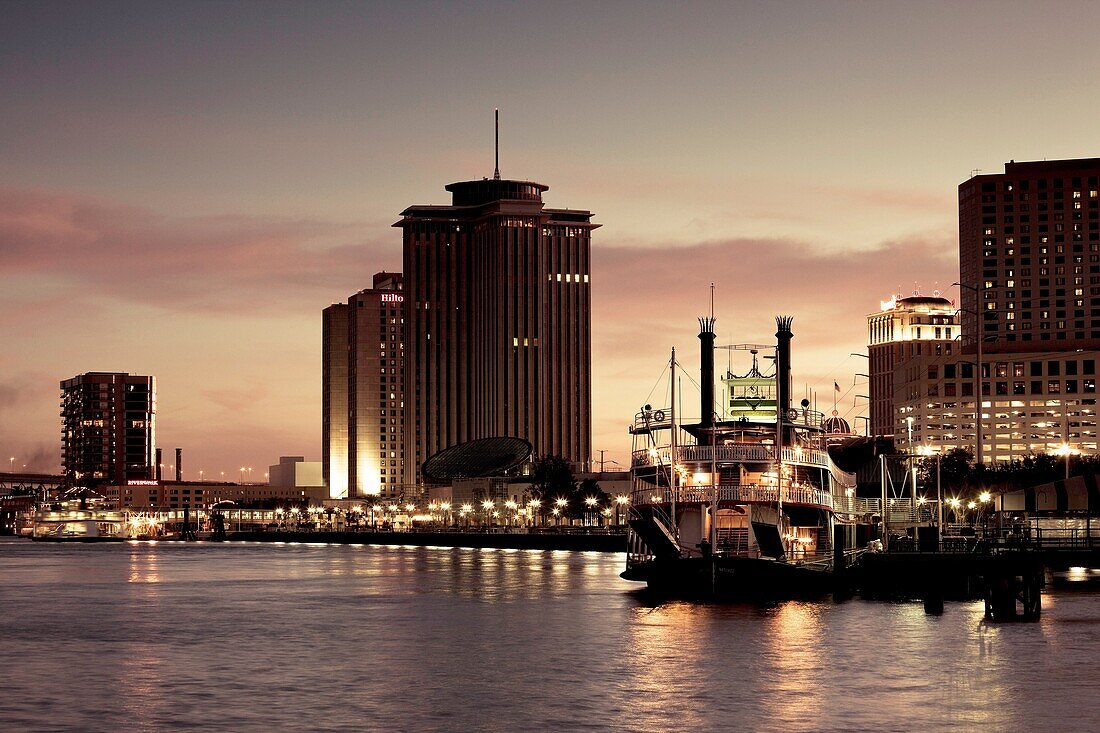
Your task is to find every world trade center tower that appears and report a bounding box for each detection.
[396,176,597,487]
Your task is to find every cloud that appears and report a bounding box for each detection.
[0,187,400,315]
[591,231,957,336]
[201,386,271,412]
[588,231,959,453]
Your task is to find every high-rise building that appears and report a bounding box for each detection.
[866,293,960,438]
[396,178,596,487]
[321,302,349,498]
[957,159,1100,461]
[877,158,1100,462]
[959,158,1100,350]
[322,272,405,498]
[60,372,156,486]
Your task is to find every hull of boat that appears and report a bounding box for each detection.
[622,555,835,599]
[31,535,126,543]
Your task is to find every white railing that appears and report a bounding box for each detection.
[633,483,834,509]
[632,444,829,469]
[831,497,932,524]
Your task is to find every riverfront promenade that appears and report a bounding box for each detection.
[226,528,627,552]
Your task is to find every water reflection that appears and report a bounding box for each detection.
[762,603,823,722]
[1,540,1099,733]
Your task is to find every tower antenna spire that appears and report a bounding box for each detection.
[493,108,500,180]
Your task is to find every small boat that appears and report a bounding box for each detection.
[622,314,860,598]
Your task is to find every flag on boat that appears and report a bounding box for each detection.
[834,381,840,392]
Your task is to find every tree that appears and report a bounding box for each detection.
[918,447,974,492]
[529,455,575,503]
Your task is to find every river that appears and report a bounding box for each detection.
[2,538,1098,732]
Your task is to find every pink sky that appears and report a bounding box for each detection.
[2,1,1099,475]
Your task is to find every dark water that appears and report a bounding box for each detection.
[2,539,1099,732]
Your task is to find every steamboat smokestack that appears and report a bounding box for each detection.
[175,448,182,482]
[155,447,162,481]
[775,316,794,446]
[699,317,717,445]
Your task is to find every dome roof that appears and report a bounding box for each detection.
[422,437,532,482]
[822,412,851,435]
[897,295,952,307]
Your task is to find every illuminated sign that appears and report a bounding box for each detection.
[381,294,404,303]
[127,480,159,486]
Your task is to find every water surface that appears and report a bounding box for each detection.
[2,538,1098,732]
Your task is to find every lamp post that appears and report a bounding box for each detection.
[953,282,985,466]
[615,494,629,525]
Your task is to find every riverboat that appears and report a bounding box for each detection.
[622,314,862,597]
[31,503,127,541]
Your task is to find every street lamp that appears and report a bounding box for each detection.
[614,494,629,525]
[555,497,568,526]
[585,496,598,526]
[1055,442,1075,479]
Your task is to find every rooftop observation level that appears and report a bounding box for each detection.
[444,179,548,206]
[395,177,595,225]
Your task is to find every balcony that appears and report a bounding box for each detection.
[632,444,830,469]
[633,483,834,510]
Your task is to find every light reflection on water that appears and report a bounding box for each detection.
[2,539,1099,732]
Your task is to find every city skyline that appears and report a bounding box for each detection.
[4,2,1100,475]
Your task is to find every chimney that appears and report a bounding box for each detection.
[175,448,182,482]
[155,447,162,481]
[775,316,794,446]
[698,317,717,445]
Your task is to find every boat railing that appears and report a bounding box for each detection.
[633,483,834,509]
[831,496,932,524]
[631,444,829,469]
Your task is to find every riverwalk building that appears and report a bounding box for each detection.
[60,372,156,486]
[322,272,406,499]
[102,479,326,510]
[396,176,597,488]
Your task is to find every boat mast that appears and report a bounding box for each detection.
[670,347,678,543]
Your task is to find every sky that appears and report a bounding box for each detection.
[3,0,1100,476]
